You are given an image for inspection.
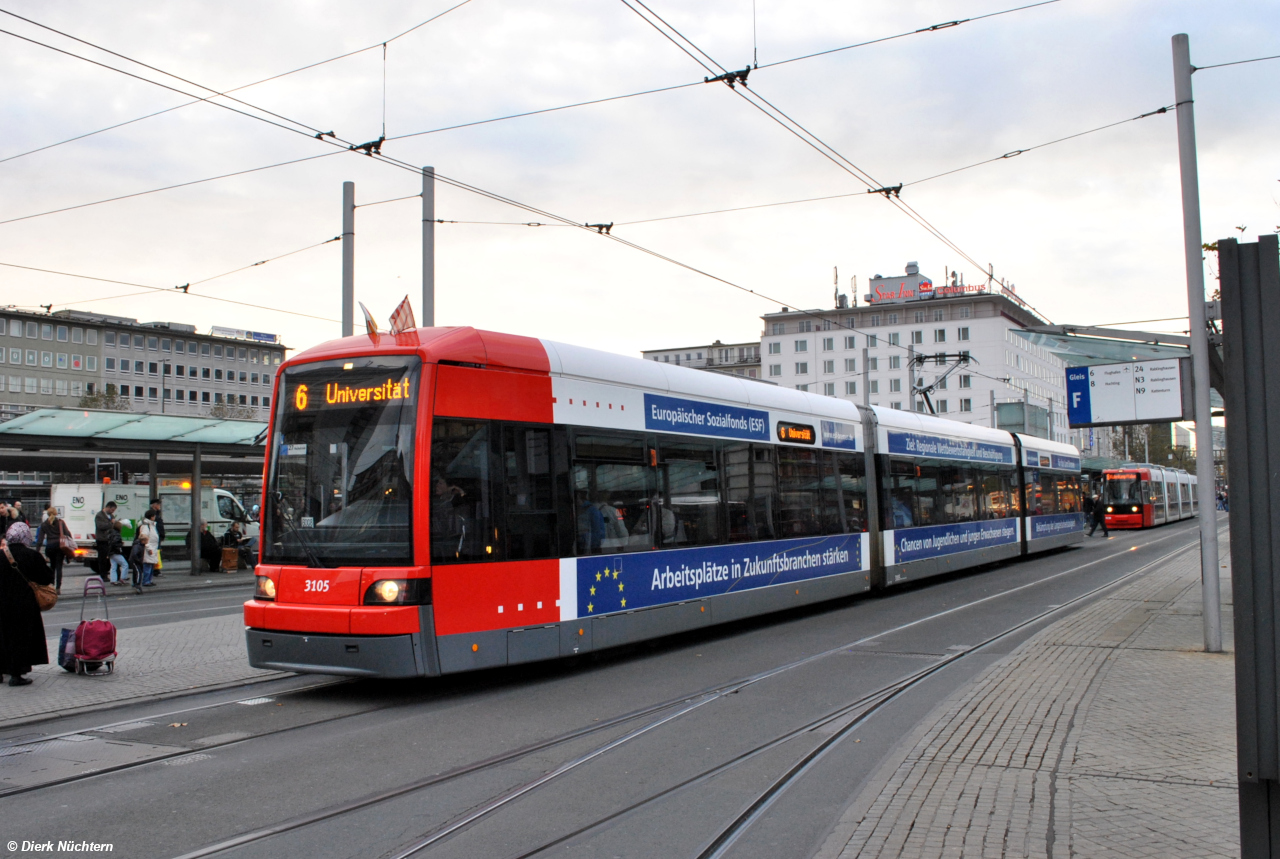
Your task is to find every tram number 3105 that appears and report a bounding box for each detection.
[303,580,331,593]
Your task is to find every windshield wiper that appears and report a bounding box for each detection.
[274,492,328,569]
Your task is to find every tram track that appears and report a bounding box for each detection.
[161,523,1205,859]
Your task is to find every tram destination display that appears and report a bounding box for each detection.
[1064,357,1192,427]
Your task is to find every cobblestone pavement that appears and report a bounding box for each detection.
[0,613,283,727]
[818,540,1237,859]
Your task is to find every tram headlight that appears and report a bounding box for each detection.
[1106,506,1113,513]
[1131,505,1139,513]
[255,575,276,601]
[363,578,432,606]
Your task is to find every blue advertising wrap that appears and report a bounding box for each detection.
[888,518,1019,564]
[1028,513,1086,540]
[821,420,860,450]
[887,431,1014,464]
[1025,449,1081,472]
[575,534,864,616]
[643,393,769,441]
[1051,454,1081,472]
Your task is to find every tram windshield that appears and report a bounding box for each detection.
[264,356,420,567]
[1105,476,1143,505]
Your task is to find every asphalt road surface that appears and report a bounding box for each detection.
[1,521,1205,859]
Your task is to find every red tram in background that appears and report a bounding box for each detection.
[1102,465,1198,529]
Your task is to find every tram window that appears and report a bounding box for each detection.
[430,420,495,564]
[885,459,917,528]
[575,433,645,462]
[978,468,1015,519]
[831,452,867,532]
[775,447,824,537]
[660,439,721,547]
[501,425,565,562]
[748,445,778,541]
[937,464,977,523]
[571,461,655,555]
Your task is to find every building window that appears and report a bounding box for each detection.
[843,335,855,349]
[794,340,808,352]
[41,324,52,340]
[24,322,36,338]
[238,348,247,361]
[844,358,856,372]
[821,337,834,351]
[869,380,879,394]
[845,381,857,395]
[55,379,67,396]
[71,381,83,397]
[160,338,170,352]
[202,391,211,403]
[823,383,835,396]
[958,327,970,341]
[911,331,923,345]
[201,343,211,356]
[177,366,186,377]
[798,321,812,333]
[9,376,19,393]
[250,350,259,364]
[934,329,946,343]
[888,355,900,370]
[888,332,900,346]
[54,353,66,369]
[175,341,185,355]
[56,326,68,342]
[960,350,970,364]
[23,377,36,393]
[202,368,211,379]
[795,384,809,392]
[887,313,899,325]
[40,352,52,368]
[867,357,879,371]
[248,395,258,406]
[889,378,902,393]
[104,332,116,347]
[145,336,157,350]
[24,350,35,366]
[960,398,973,412]
[105,357,116,371]
[145,387,157,399]
[823,360,834,374]
[960,375,972,388]
[795,362,808,375]
[937,399,949,413]
[771,323,785,335]
[866,334,877,348]
[7,349,17,365]
[936,376,947,390]
[214,369,223,381]
[39,378,52,395]
[148,362,158,375]
[213,345,223,358]
[86,329,97,345]
[768,342,781,355]
[263,396,271,408]
[262,375,270,386]
[133,360,144,374]
[189,366,197,377]
[188,390,197,402]
[933,309,945,321]
[176,390,185,401]
[239,371,247,383]
[118,333,130,349]
[891,402,902,410]
[959,306,972,319]
[915,311,926,323]
[769,364,782,377]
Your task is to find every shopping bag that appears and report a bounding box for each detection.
[58,628,77,671]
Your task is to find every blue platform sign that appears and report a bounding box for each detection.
[1028,513,1086,540]
[820,420,859,450]
[575,534,864,616]
[887,431,1014,464]
[1065,367,1092,426]
[644,393,769,441]
[889,518,1019,564]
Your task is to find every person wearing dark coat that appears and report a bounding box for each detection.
[0,540,54,685]
[199,521,222,573]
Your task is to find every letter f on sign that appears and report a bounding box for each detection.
[1072,392,1081,408]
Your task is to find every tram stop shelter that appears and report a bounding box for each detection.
[0,408,267,560]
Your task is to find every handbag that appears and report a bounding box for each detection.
[6,540,57,611]
[59,523,76,560]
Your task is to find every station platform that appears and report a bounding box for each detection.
[818,534,1237,859]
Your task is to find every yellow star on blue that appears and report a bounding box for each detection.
[589,585,596,596]
[603,567,611,577]
[620,598,627,608]
[587,602,594,613]
[618,582,624,592]
[612,570,619,579]
[595,572,602,581]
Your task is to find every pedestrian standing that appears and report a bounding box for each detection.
[94,500,118,578]
[148,498,165,577]
[136,509,160,588]
[10,500,27,524]
[34,507,71,594]
[0,535,54,686]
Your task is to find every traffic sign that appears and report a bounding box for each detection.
[1065,358,1192,427]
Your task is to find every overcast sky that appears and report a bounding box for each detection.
[0,0,1276,359]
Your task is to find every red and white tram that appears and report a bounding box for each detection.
[245,327,1086,678]
[1102,465,1198,529]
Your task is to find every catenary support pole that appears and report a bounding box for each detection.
[342,181,355,338]
[1173,33,1222,653]
[861,347,869,408]
[990,389,996,429]
[189,443,201,573]
[422,167,435,327]
[148,451,157,501]
[908,345,916,411]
